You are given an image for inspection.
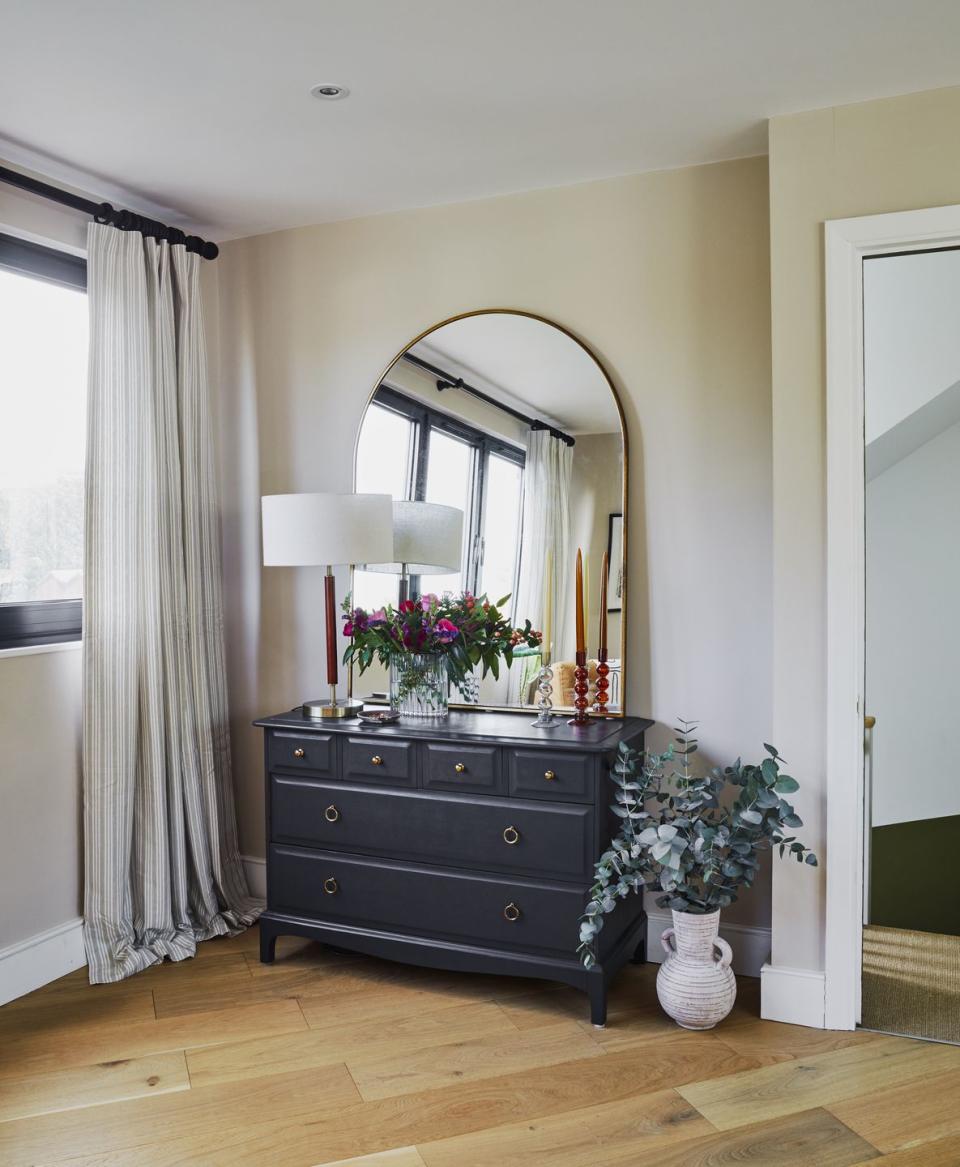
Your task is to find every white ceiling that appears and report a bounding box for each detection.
[3,0,960,240]
[410,313,620,435]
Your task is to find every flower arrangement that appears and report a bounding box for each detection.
[342,591,541,693]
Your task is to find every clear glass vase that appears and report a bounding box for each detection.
[389,653,449,718]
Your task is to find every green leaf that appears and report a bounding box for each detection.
[774,775,800,794]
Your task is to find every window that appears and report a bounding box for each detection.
[0,233,87,649]
[354,385,525,606]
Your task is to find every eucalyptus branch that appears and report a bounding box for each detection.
[578,725,817,968]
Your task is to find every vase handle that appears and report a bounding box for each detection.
[660,927,676,957]
[713,936,733,969]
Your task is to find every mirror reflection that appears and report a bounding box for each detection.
[352,311,625,713]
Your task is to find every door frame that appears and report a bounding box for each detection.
[824,202,960,1030]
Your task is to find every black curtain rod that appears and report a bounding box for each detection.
[402,352,575,447]
[0,164,219,260]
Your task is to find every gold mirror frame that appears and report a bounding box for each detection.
[350,308,628,718]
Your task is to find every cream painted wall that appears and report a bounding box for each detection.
[218,155,774,929]
[769,85,960,971]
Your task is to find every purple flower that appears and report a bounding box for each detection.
[435,618,459,643]
[368,608,387,625]
[420,593,438,611]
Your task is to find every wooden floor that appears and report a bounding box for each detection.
[2,926,960,1166]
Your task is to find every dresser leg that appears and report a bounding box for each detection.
[630,932,647,965]
[588,971,608,1028]
[259,926,277,965]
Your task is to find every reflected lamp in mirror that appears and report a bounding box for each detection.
[362,500,463,602]
[261,492,393,719]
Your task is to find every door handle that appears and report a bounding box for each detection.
[864,715,876,729]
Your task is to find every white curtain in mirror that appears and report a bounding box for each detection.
[514,428,572,665]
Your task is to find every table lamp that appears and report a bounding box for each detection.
[362,500,463,601]
[261,492,393,719]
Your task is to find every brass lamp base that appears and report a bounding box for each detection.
[303,697,363,720]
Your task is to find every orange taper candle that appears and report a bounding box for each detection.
[599,550,609,655]
[574,548,585,655]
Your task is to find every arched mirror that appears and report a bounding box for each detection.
[351,310,627,715]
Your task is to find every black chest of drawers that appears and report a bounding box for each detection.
[254,709,653,1025]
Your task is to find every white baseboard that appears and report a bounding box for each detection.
[761,963,826,1028]
[645,910,770,978]
[242,854,267,899]
[0,917,86,1006]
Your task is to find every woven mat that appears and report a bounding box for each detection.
[862,924,960,1043]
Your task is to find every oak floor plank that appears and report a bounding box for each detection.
[0,988,157,1037]
[186,1000,517,1088]
[346,1019,604,1101]
[625,1106,879,1167]
[827,1064,960,1152]
[0,997,308,1081]
[679,1034,960,1131]
[416,1087,712,1166]
[0,1051,189,1124]
[716,1016,880,1064]
[36,1037,759,1167]
[850,1133,960,1165]
[0,1063,360,1167]
[317,1150,428,1167]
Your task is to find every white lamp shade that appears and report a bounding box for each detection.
[364,500,464,575]
[261,493,394,567]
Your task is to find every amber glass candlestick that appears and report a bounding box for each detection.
[569,651,590,726]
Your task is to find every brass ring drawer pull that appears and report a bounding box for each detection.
[544,769,556,781]
[503,825,520,845]
[293,748,305,759]
[503,902,521,922]
[454,762,466,773]
[323,877,338,895]
[371,755,383,766]
[324,805,340,823]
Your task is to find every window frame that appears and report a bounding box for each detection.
[372,384,525,596]
[0,231,87,650]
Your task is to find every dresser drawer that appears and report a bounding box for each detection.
[422,743,502,795]
[508,749,593,803]
[269,845,586,955]
[270,777,594,882]
[343,737,415,786]
[267,731,334,774]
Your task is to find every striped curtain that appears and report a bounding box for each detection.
[83,222,261,983]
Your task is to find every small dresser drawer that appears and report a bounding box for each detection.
[422,743,501,795]
[268,731,333,774]
[270,777,593,881]
[343,737,415,787]
[269,845,586,955]
[508,749,593,803]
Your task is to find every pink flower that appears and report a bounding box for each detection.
[435,618,459,643]
[420,593,438,611]
[342,621,354,637]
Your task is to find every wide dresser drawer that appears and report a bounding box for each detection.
[271,776,594,882]
[269,845,586,956]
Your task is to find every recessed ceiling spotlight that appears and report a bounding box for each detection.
[310,83,349,101]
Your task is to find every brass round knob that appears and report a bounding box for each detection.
[503,902,521,922]
[293,747,305,759]
[544,769,556,781]
[323,877,338,895]
[324,805,340,823]
[371,755,383,766]
[454,762,466,774]
[503,825,520,845]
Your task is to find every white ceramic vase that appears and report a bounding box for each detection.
[656,909,736,1030]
